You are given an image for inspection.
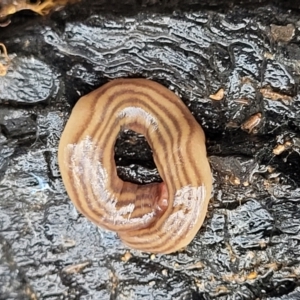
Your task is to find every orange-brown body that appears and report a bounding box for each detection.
[58,79,212,254]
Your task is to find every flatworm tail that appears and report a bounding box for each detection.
[58,78,212,254]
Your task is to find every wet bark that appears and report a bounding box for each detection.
[0,1,300,299]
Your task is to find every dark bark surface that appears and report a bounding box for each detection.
[0,1,300,299]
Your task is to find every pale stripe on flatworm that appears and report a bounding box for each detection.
[58,78,212,254]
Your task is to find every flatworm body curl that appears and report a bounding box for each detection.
[58,79,212,254]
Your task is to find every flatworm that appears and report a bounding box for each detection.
[58,78,212,254]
